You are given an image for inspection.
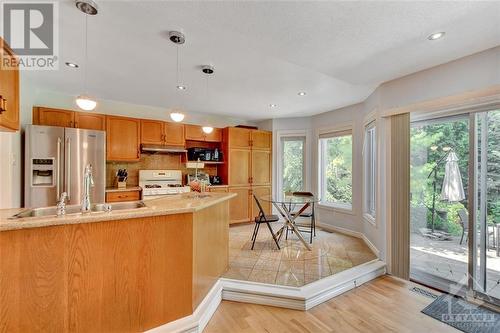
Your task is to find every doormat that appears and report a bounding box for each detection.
[422,294,500,333]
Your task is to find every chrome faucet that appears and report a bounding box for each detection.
[56,192,68,216]
[81,164,94,213]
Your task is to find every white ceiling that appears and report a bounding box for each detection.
[25,0,500,120]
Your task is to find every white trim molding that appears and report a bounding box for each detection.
[317,222,380,258]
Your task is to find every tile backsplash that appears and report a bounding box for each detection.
[106,153,218,187]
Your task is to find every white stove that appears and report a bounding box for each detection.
[139,170,190,200]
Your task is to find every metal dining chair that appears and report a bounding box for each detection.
[252,194,281,250]
[286,191,316,244]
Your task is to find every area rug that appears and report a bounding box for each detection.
[422,294,500,333]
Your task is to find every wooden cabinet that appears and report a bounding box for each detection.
[164,122,185,146]
[34,107,75,127]
[223,127,272,224]
[0,38,19,131]
[252,186,272,217]
[106,115,140,161]
[185,124,222,142]
[251,150,272,186]
[105,190,141,203]
[228,148,252,186]
[74,112,105,130]
[228,187,251,223]
[141,119,164,145]
[251,130,272,150]
[33,107,105,130]
[225,127,251,149]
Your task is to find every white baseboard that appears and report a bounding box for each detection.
[221,260,386,311]
[317,222,380,258]
[146,280,223,333]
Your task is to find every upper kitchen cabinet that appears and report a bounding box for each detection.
[224,127,251,149]
[164,122,185,146]
[185,124,222,142]
[106,115,141,161]
[33,107,75,127]
[33,107,105,130]
[251,130,272,150]
[74,112,105,131]
[141,119,164,145]
[0,38,20,132]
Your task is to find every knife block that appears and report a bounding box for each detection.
[116,180,127,188]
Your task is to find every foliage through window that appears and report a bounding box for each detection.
[281,136,305,196]
[364,122,376,219]
[319,131,353,208]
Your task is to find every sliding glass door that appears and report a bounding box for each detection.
[410,115,470,294]
[473,109,500,304]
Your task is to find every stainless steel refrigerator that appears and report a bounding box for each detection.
[25,125,106,208]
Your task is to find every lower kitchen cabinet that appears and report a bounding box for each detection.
[228,186,251,224]
[251,186,271,217]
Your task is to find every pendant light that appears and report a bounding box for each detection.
[201,65,214,133]
[75,0,98,111]
[169,31,186,122]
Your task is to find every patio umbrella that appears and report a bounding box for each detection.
[440,151,465,202]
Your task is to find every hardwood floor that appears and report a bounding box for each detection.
[205,276,458,332]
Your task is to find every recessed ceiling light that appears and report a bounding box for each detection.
[269,104,277,108]
[428,32,445,40]
[177,85,186,90]
[298,92,306,96]
[65,62,79,68]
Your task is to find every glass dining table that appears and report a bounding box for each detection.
[260,194,320,251]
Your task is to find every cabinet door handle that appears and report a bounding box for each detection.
[0,97,6,113]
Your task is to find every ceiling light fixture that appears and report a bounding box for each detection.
[298,92,306,96]
[65,62,79,68]
[202,126,214,134]
[176,85,186,90]
[428,32,445,40]
[75,1,97,111]
[170,112,185,122]
[269,104,277,108]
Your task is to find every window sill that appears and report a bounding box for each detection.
[363,213,376,227]
[317,203,354,215]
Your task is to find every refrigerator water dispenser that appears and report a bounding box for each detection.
[31,158,55,187]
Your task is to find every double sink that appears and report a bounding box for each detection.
[10,201,146,219]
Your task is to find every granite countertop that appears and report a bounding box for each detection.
[105,186,142,193]
[0,192,236,232]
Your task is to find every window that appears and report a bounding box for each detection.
[280,136,305,197]
[363,121,376,219]
[318,130,353,209]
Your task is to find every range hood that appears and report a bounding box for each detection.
[141,144,187,154]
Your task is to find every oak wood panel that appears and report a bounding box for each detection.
[34,107,75,128]
[0,214,193,332]
[225,127,251,149]
[105,190,141,202]
[0,38,19,131]
[228,186,251,224]
[185,124,205,141]
[106,115,141,161]
[204,276,456,333]
[251,150,272,186]
[251,130,272,150]
[204,128,222,142]
[229,148,251,186]
[208,186,229,193]
[252,186,271,217]
[164,122,185,146]
[141,119,164,145]
[192,201,229,308]
[74,112,105,130]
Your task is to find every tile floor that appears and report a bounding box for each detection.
[223,223,377,287]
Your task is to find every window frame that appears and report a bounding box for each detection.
[363,120,377,225]
[277,130,308,200]
[317,126,354,211]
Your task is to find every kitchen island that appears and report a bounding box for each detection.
[0,192,235,332]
